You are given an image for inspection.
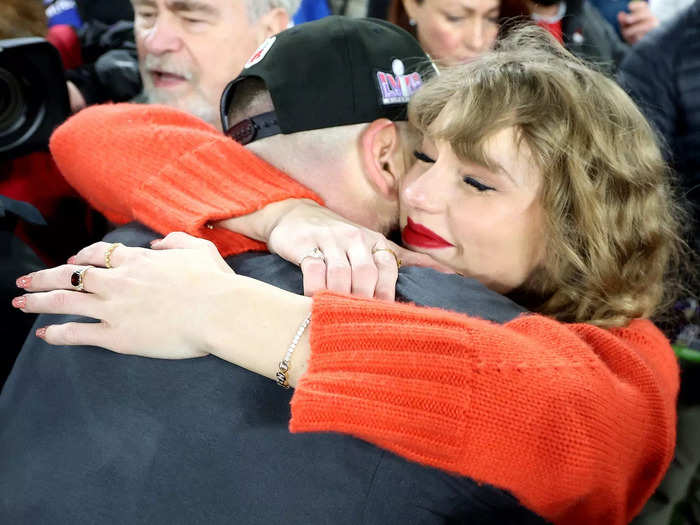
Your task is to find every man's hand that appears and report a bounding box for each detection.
[13,234,233,358]
[618,1,659,45]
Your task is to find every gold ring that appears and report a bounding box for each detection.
[70,265,94,292]
[104,242,122,269]
[298,247,326,266]
[372,247,402,269]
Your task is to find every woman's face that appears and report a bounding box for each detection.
[404,0,501,64]
[400,128,547,293]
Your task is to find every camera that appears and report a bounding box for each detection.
[0,37,70,161]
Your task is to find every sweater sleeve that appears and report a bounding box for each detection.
[49,103,323,256]
[291,291,679,525]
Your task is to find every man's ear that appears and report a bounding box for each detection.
[256,8,291,41]
[360,119,403,200]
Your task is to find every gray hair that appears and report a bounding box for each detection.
[245,0,302,22]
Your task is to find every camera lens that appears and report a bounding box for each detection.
[0,67,27,137]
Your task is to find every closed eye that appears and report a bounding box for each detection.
[413,150,435,163]
[463,176,495,192]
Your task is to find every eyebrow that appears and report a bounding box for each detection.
[166,0,220,16]
[481,154,516,184]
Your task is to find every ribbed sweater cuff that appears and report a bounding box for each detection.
[290,291,475,468]
[131,139,322,256]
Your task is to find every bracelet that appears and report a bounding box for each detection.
[276,312,312,388]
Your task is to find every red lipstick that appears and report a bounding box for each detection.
[402,217,454,249]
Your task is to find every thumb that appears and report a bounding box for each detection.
[151,232,211,250]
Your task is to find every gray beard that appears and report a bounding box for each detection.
[142,85,220,129]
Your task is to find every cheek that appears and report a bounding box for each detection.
[418,20,463,59]
[452,203,546,289]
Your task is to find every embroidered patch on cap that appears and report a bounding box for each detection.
[245,36,276,69]
[376,59,423,105]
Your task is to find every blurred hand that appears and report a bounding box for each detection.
[262,200,451,300]
[13,234,234,358]
[66,81,87,113]
[618,1,659,45]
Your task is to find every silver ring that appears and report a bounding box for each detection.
[70,265,93,292]
[298,247,326,266]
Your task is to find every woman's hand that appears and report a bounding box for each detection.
[13,234,234,359]
[217,199,448,300]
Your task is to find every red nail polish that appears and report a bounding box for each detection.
[16,275,32,288]
[12,296,26,308]
[35,327,47,339]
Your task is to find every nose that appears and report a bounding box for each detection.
[463,18,485,52]
[402,165,449,213]
[143,18,183,55]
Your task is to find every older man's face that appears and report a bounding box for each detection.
[132,0,272,127]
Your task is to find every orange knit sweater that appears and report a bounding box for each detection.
[50,104,680,525]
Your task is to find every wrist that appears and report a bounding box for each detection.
[215,198,310,242]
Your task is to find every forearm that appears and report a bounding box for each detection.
[202,274,313,386]
[290,291,679,525]
[50,104,323,256]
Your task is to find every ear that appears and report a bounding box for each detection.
[360,119,404,200]
[402,0,419,21]
[255,8,291,42]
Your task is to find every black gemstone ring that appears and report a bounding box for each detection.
[70,266,93,292]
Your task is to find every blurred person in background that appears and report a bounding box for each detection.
[619,2,700,522]
[386,0,530,64]
[131,0,301,128]
[386,0,627,69]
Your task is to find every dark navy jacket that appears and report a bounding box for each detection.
[618,1,700,246]
[0,223,545,524]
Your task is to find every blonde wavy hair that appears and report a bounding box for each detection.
[408,25,687,327]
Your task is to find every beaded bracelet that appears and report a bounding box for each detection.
[276,312,312,388]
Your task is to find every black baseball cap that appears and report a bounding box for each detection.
[220,16,433,144]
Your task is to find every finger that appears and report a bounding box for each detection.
[627,1,650,12]
[301,257,327,297]
[72,241,148,268]
[37,321,111,349]
[319,244,351,295]
[15,290,104,318]
[621,11,653,25]
[395,245,453,273]
[345,241,379,298]
[19,265,111,294]
[622,21,657,42]
[371,248,398,301]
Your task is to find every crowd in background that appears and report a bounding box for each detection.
[1,0,699,523]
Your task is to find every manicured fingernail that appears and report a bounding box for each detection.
[150,239,162,246]
[35,327,47,339]
[12,296,26,308]
[16,274,32,288]
[67,256,77,264]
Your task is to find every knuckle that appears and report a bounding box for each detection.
[303,259,326,272]
[327,261,350,278]
[354,262,378,281]
[60,323,81,345]
[50,290,70,310]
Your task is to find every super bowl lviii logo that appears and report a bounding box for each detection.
[377,59,423,105]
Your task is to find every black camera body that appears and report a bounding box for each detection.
[0,37,70,160]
